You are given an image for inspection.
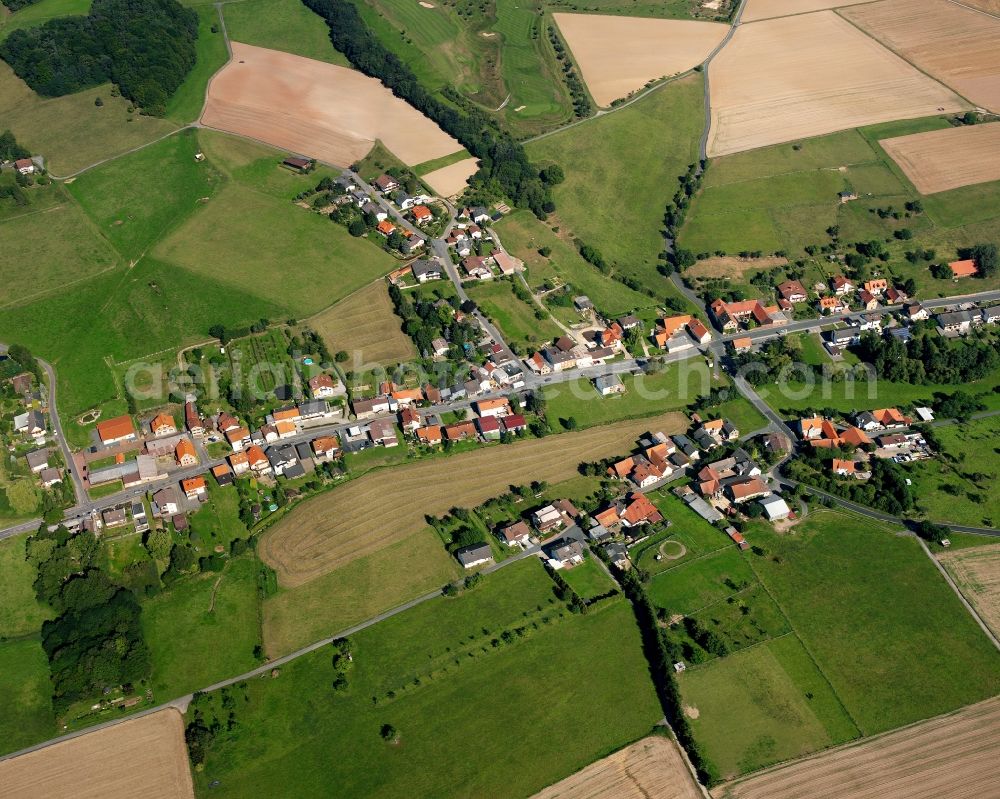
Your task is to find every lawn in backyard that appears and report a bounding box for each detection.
[187,481,251,552]
[527,74,704,295]
[192,560,662,798]
[903,415,1000,528]
[543,361,720,430]
[745,509,1000,735]
[141,556,262,700]
[466,279,562,349]
[560,555,617,601]
[152,181,396,316]
[0,637,56,756]
[678,634,859,780]
[67,128,223,260]
[0,61,178,177]
[495,211,658,317]
[636,491,732,575]
[222,0,351,67]
[262,527,461,656]
[0,533,50,638]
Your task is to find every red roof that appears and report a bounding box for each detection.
[502,413,527,430]
[96,414,135,443]
[477,415,500,432]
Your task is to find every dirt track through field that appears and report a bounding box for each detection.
[707,11,965,156]
[939,543,1000,638]
[532,735,704,799]
[879,123,1000,194]
[421,157,480,197]
[0,709,193,799]
[741,0,873,22]
[841,0,1000,113]
[202,42,464,167]
[713,696,1000,799]
[554,13,727,107]
[259,411,687,587]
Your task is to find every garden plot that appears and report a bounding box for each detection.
[707,11,965,156]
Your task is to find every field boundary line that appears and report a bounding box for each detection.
[679,629,795,674]
[0,263,121,311]
[917,537,1000,650]
[833,7,977,111]
[946,0,1000,20]
[739,0,882,24]
[745,552,864,737]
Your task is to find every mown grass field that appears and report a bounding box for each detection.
[223,0,351,67]
[165,4,230,124]
[745,510,1000,735]
[543,361,719,429]
[0,637,56,756]
[0,0,90,39]
[466,278,562,348]
[262,527,460,656]
[311,280,417,366]
[495,210,658,317]
[560,555,617,600]
[141,556,262,700]
[0,188,120,308]
[0,533,50,638]
[67,129,222,260]
[193,562,662,798]
[527,74,704,295]
[904,415,1000,528]
[0,61,178,177]
[647,546,755,616]
[153,182,395,317]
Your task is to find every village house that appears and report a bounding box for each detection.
[493,250,523,276]
[14,157,35,175]
[181,476,208,500]
[949,259,979,279]
[709,298,787,331]
[532,504,566,534]
[229,451,250,475]
[308,374,339,399]
[216,412,240,433]
[226,426,251,451]
[401,233,424,255]
[981,306,1000,325]
[412,205,433,225]
[937,310,974,336]
[102,507,127,528]
[476,415,502,440]
[859,312,883,332]
[373,174,399,193]
[759,494,791,521]
[456,542,494,569]
[574,296,593,312]
[652,314,691,348]
[311,436,340,460]
[462,255,494,280]
[832,458,858,476]
[398,406,421,433]
[500,414,527,435]
[96,414,136,446]
[175,439,198,467]
[857,290,881,311]
[777,279,808,304]
[25,448,49,473]
[416,424,443,446]
[376,219,396,237]
[444,421,478,442]
[831,275,855,295]
[410,259,442,283]
[864,279,888,296]
[594,374,626,396]
[352,396,392,419]
[545,538,584,569]
[699,418,740,443]
[246,445,270,474]
[211,464,234,487]
[150,413,177,437]
[594,492,663,529]
[498,520,532,548]
[152,487,180,517]
[906,303,929,322]
[885,285,908,304]
[727,476,770,504]
[39,468,62,488]
[475,397,511,418]
[275,420,297,439]
[688,318,712,345]
[362,201,387,222]
[369,418,399,447]
[817,296,849,315]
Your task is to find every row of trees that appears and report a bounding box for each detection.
[387,282,479,361]
[0,0,197,115]
[853,328,1000,386]
[302,0,559,218]
[547,24,591,118]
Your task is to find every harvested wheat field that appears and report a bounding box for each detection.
[957,0,1000,12]
[260,411,687,587]
[939,543,1000,638]
[880,123,1000,194]
[707,11,965,157]
[202,42,464,167]
[0,709,193,799]
[713,696,1000,799]
[688,255,788,279]
[533,735,703,799]
[311,280,416,366]
[421,156,480,197]
[553,13,727,107]
[842,0,1000,113]
[741,0,873,22]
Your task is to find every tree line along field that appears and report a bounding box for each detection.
[676,509,1000,780]
[0,127,396,435]
[527,74,705,297]
[678,116,1000,299]
[189,561,663,799]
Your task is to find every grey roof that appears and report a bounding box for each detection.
[283,462,307,480]
[827,328,858,345]
[937,310,974,328]
[594,374,624,390]
[547,538,584,561]
[25,448,48,469]
[299,400,329,417]
[981,306,1000,321]
[295,442,313,460]
[889,327,912,342]
[455,543,493,566]
[411,259,440,278]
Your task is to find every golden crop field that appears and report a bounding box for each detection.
[259,411,687,587]
[707,11,964,156]
[310,280,417,367]
[841,0,1000,113]
[939,543,1000,638]
[0,709,194,799]
[741,0,873,22]
[714,697,1000,799]
[532,735,704,799]
[880,123,1000,194]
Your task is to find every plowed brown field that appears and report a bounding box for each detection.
[939,543,1000,638]
[532,735,704,799]
[202,42,464,167]
[259,411,687,587]
[880,123,1000,193]
[0,709,193,799]
[841,0,1000,113]
[707,11,965,156]
[713,697,1000,799]
[553,13,727,106]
